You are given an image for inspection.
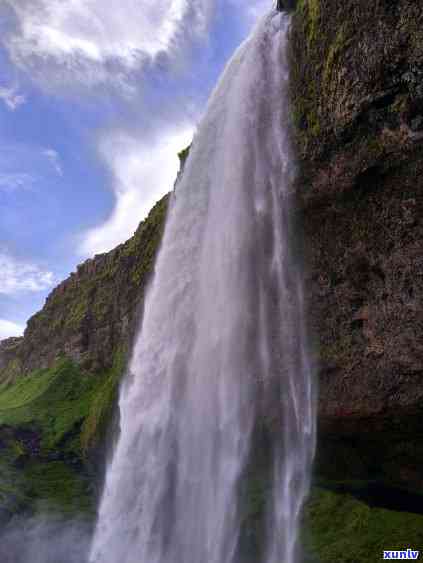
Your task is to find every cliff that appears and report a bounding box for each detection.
[289,0,423,559]
[0,1,422,559]
[0,195,169,383]
[0,194,169,520]
[290,0,423,486]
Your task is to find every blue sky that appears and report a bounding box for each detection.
[0,0,269,339]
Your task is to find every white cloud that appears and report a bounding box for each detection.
[43,148,63,176]
[4,0,213,90]
[0,319,25,339]
[246,0,271,22]
[0,251,55,295]
[227,0,269,27]
[0,172,34,192]
[79,125,193,256]
[0,85,26,111]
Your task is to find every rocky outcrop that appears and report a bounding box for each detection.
[277,0,297,12]
[291,0,423,204]
[0,145,196,521]
[0,195,169,383]
[0,338,23,386]
[290,0,423,494]
[0,195,170,519]
[0,143,198,384]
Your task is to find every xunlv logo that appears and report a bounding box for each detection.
[383,550,420,559]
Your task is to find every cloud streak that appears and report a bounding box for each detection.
[79,125,193,256]
[43,148,63,176]
[0,0,268,267]
[0,251,55,295]
[0,172,34,192]
[0,515,92,563]
[0,84,26,110]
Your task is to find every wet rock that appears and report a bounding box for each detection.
[410,115,423,131]
[290,0,423,492]
[277,0,297,12]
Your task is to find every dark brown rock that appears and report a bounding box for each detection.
[291,0,423,490]
[277,0,297,12]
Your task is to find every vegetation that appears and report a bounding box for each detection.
[297,0,321,46]
[81,349,126,453]
[0,192,172,521]
[303,488,423,562]
[126,195,169,285]
[0,355,127,517]
[0,359,98,454]
[177,144,191,167]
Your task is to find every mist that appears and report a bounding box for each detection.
[0,515,93,563]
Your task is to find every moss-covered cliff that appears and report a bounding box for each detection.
[291,0,423,203]
[290,0,423,482]
[0,195,169,383]
[289,0,423,559]
[0,195,169,522]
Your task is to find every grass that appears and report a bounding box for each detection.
[303,488,423,562]
[25,460,93,515]
[0,354,127,516]
[0,359,100,454]
[0,367,58,410]
[297,0,321,45]
[178,144,191,166]
[81,349,126,453]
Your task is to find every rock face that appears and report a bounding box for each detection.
[0,145,195,384]
[291,0,423,204]
[0,195,169,520]
[290,0,423,493]
[277,0,297,12]
[0,148,193,521]
[0,195,169,384]
[0,3,422,558]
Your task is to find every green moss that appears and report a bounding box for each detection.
[178,144,191,167]
[303,488,423,562]
[0,359,99,454]
[128,196,169,285]
[0,193,172,518]
[323,26,352,95]
[81,349,126,453]
[319,333,353,365]
[308,0,320,44]
[92,291,112,323]
[362,135,386,161]
[390,94,409,115]
[0,355,128,516]
[0,367,58,409]
[297,0,321,46]
[0,453,93,516]
[0,357,23,386]
[25,461,93,515]
[308,109,321,137]
[66,298,89,328]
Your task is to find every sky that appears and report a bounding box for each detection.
[0,0,270,339]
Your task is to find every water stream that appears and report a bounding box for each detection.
[89,11,316,563]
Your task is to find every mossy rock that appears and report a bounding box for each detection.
[0,353,127,518]
[290,0,423,203]
[0,193,170,380]
[303,488,423,562]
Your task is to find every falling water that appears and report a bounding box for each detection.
[89,10,315,563]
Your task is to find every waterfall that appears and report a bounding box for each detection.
[89,10,315,563]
